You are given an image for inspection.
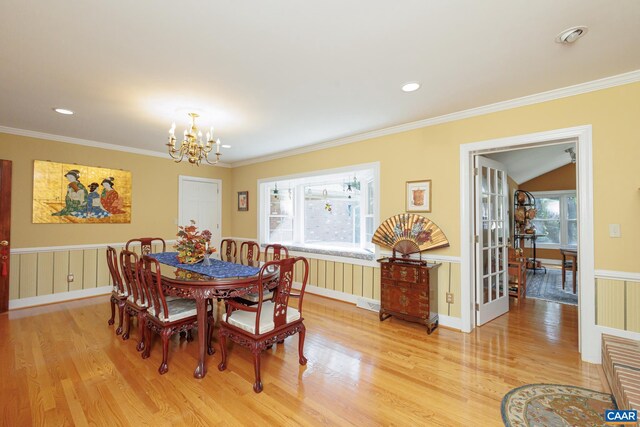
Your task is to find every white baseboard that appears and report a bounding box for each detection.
[538,258,562,266]
[438,314,463,331]
[9,286,112,310]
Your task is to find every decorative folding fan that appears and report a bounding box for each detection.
[371,213,450,256]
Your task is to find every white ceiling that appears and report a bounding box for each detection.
[485,141,576,184]
[1,1,639,165]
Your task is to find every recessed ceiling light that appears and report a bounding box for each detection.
[53,108,74,115]
[555,26,588,44]
[401,82,420,92]
[222,145,231,149]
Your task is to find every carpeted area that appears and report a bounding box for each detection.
[501,384,616,427]
[526,268,578,305]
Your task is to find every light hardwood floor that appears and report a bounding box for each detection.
[0,294,606,426]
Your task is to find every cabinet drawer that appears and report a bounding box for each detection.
[381,280,429,319]
[382,264,421,283]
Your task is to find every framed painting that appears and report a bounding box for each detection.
[238,191,249,211]
[406,180,431,213]
[32,160,132,223]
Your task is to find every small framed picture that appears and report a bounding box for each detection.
[406,180,431,212]
[237,191,249,211]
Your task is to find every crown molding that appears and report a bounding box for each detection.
[2,70,638,169]
[0,126,232,168]
[232,69,640,168]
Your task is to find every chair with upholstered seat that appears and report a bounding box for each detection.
[106,246,127,335]
[139,255,214,374]
[264,243,289,261]
[125,237,166,256]
[218,256,309,393]
[240,241,261,264]
[220,239,237,261]
[120,249,148,351]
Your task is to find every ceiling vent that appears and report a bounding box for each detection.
[555,26,588,44]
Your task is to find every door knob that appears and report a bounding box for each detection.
[0,240,8,246]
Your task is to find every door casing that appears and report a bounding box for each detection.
[459,125,596,362]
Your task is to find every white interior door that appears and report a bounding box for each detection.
[475,156,509,325]
[179,176,221,246]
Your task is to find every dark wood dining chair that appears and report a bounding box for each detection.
[218,256,309,393]
[106,246,127,335]
[120,249,148,351]
[220,239,237,261]
[125,237,166,256]
[561,249,578,293]
[264,243,289,261]
[236,241,271,305]
[507,247,527,299]
[139,255,214,374]
[241,241,261,264]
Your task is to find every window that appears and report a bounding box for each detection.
[259,163,379,257]
[530,191,577,248]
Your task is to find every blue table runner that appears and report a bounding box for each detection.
[149,252,260,279]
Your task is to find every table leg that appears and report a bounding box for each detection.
[193,296,207,379]
[562,253,566,290]
[572,256,577,294]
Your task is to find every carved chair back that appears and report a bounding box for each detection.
[120,249,146,306]
[220,239,237,261]
[125,237,166,256]
[264,243,289,261]
[255,256,308,330]
[106,246,126,295]
[139,255,170,321]
[241,241,261,263]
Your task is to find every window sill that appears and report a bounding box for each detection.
[535,244,578,250]
[265,244,376,261]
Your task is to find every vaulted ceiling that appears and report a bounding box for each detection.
[1,1,639,165]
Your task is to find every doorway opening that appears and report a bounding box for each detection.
[460,125,600,363]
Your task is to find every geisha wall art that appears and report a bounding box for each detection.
[32,160,132,224]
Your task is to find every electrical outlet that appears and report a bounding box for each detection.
[67,273,74,283]
[609,224,621,238]
[446,292,454,304]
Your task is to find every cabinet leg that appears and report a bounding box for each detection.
[379,311,391,322]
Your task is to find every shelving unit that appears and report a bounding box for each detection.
[513,190,546,275]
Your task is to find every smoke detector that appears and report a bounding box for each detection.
[555,26,588,44]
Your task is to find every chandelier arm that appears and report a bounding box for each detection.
[203,153,220,165]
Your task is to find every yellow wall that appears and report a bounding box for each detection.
[0,133,233,248]
[520,163,576,192]
[230,82,640,273]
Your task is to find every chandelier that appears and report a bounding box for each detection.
[167,113,221,165]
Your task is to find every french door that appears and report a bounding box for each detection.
[0,160,11,313]
[475,156,509,325]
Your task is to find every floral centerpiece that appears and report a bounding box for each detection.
[176,220,216,264]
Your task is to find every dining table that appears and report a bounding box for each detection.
[149,252,278,379]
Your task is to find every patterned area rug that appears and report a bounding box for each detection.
[502,384,616,427]
[526,269,578,305]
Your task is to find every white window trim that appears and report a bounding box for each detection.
[257,162,380,259]
[529,190,577,249]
